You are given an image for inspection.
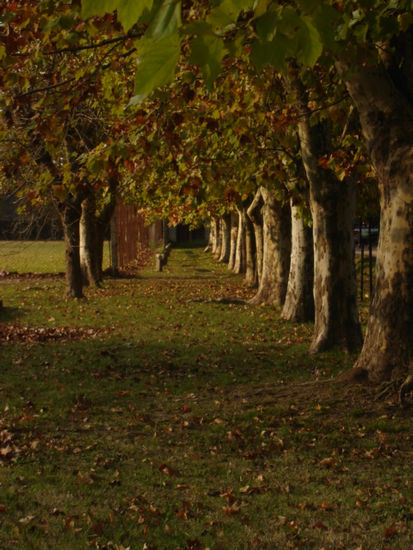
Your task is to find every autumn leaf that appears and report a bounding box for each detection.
[384,525,398,538]
[159,463,180,476]
[222,502,240,515]
[319,456,335,468]
[220,489,235,504]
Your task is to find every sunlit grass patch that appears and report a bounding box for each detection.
[0,240,110,274]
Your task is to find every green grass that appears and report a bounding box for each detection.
[0,240,110,274]
[0,245,412,549]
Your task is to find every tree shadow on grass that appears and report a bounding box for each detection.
[0,305,25,323]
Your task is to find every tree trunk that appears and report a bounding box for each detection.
[218,214,231,263]
[80,192,100,287]
[247,188,264,285]
[95,224,106,281]
[291,73,362,353]
[213,217,222,259]
[244,207,257,287]
[210,217,219,255]
[249,187,291,307]
[233,206,246,274]
[60,195,83,298]
[281,199,314,322]
[227,211,238,271]
[339,42,413,381]
[95,181,117,280]
[204,222,213,252]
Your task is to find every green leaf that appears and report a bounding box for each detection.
[208,0,254,27]
[255,11,280,41]
[253,0,271,18]
[117,0,153,32]
[251,38,286,72]
[189,35,226,88]
[0,45,6,60]
[147,0,182,40]
[83,0,153,30]
[184,21,214,36]
[312,4,340,52]
[297,16,323,67]
[130,33,180,105]
[81,0,120,19]
[295,0,320,13]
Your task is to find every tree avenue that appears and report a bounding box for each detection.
[1,1,412,386]
[0,0,138,296]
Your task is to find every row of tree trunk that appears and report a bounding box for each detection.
[59,181,117,298]
[210,25,413,386]
[207,31,413,386]
[207,162,362,360]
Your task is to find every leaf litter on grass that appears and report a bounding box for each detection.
[0,245,412,549]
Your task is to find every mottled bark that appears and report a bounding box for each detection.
[80,179,116,285]
[247,188,264,284]
[228,211,238,271]
[291,73,362,353]
[60,195,83,298]
[213,217,222,259]
[204,222,213,252]
[218,214,231,263]
[249,187,291,307]
[281,200,314,322]
[210,217,219,255]
[80,193,100,287]
[233,206,246,274]
[339,39,413,381]
[244,208,257,287]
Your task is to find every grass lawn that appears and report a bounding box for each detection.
[0,241,110,274]
[0,244,411,549]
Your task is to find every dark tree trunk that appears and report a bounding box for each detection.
[80,193,100,287]
[338,36,413,381]
[213,217,222,259]
[218,214,231,263]
[291,73,362,353]
[60,195,83,298]
[249,187,291,307]
[281,199,314,322]
[247,188,264,285]
[244,207,257,287]
[210,217,219,255]
[94,181,117,281]
[228,211,238,271]
[205,220,213,252]
[233,205,246,274]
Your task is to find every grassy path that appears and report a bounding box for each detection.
[0,245,412,549]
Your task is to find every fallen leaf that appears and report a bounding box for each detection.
[320,500,335,511]
[159,463,179,476]
[19,515,35,524]
[384,525,398,538]
[222,503,240,515]
[319,457,335,468]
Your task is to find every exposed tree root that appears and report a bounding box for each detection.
[399,374,413,408]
